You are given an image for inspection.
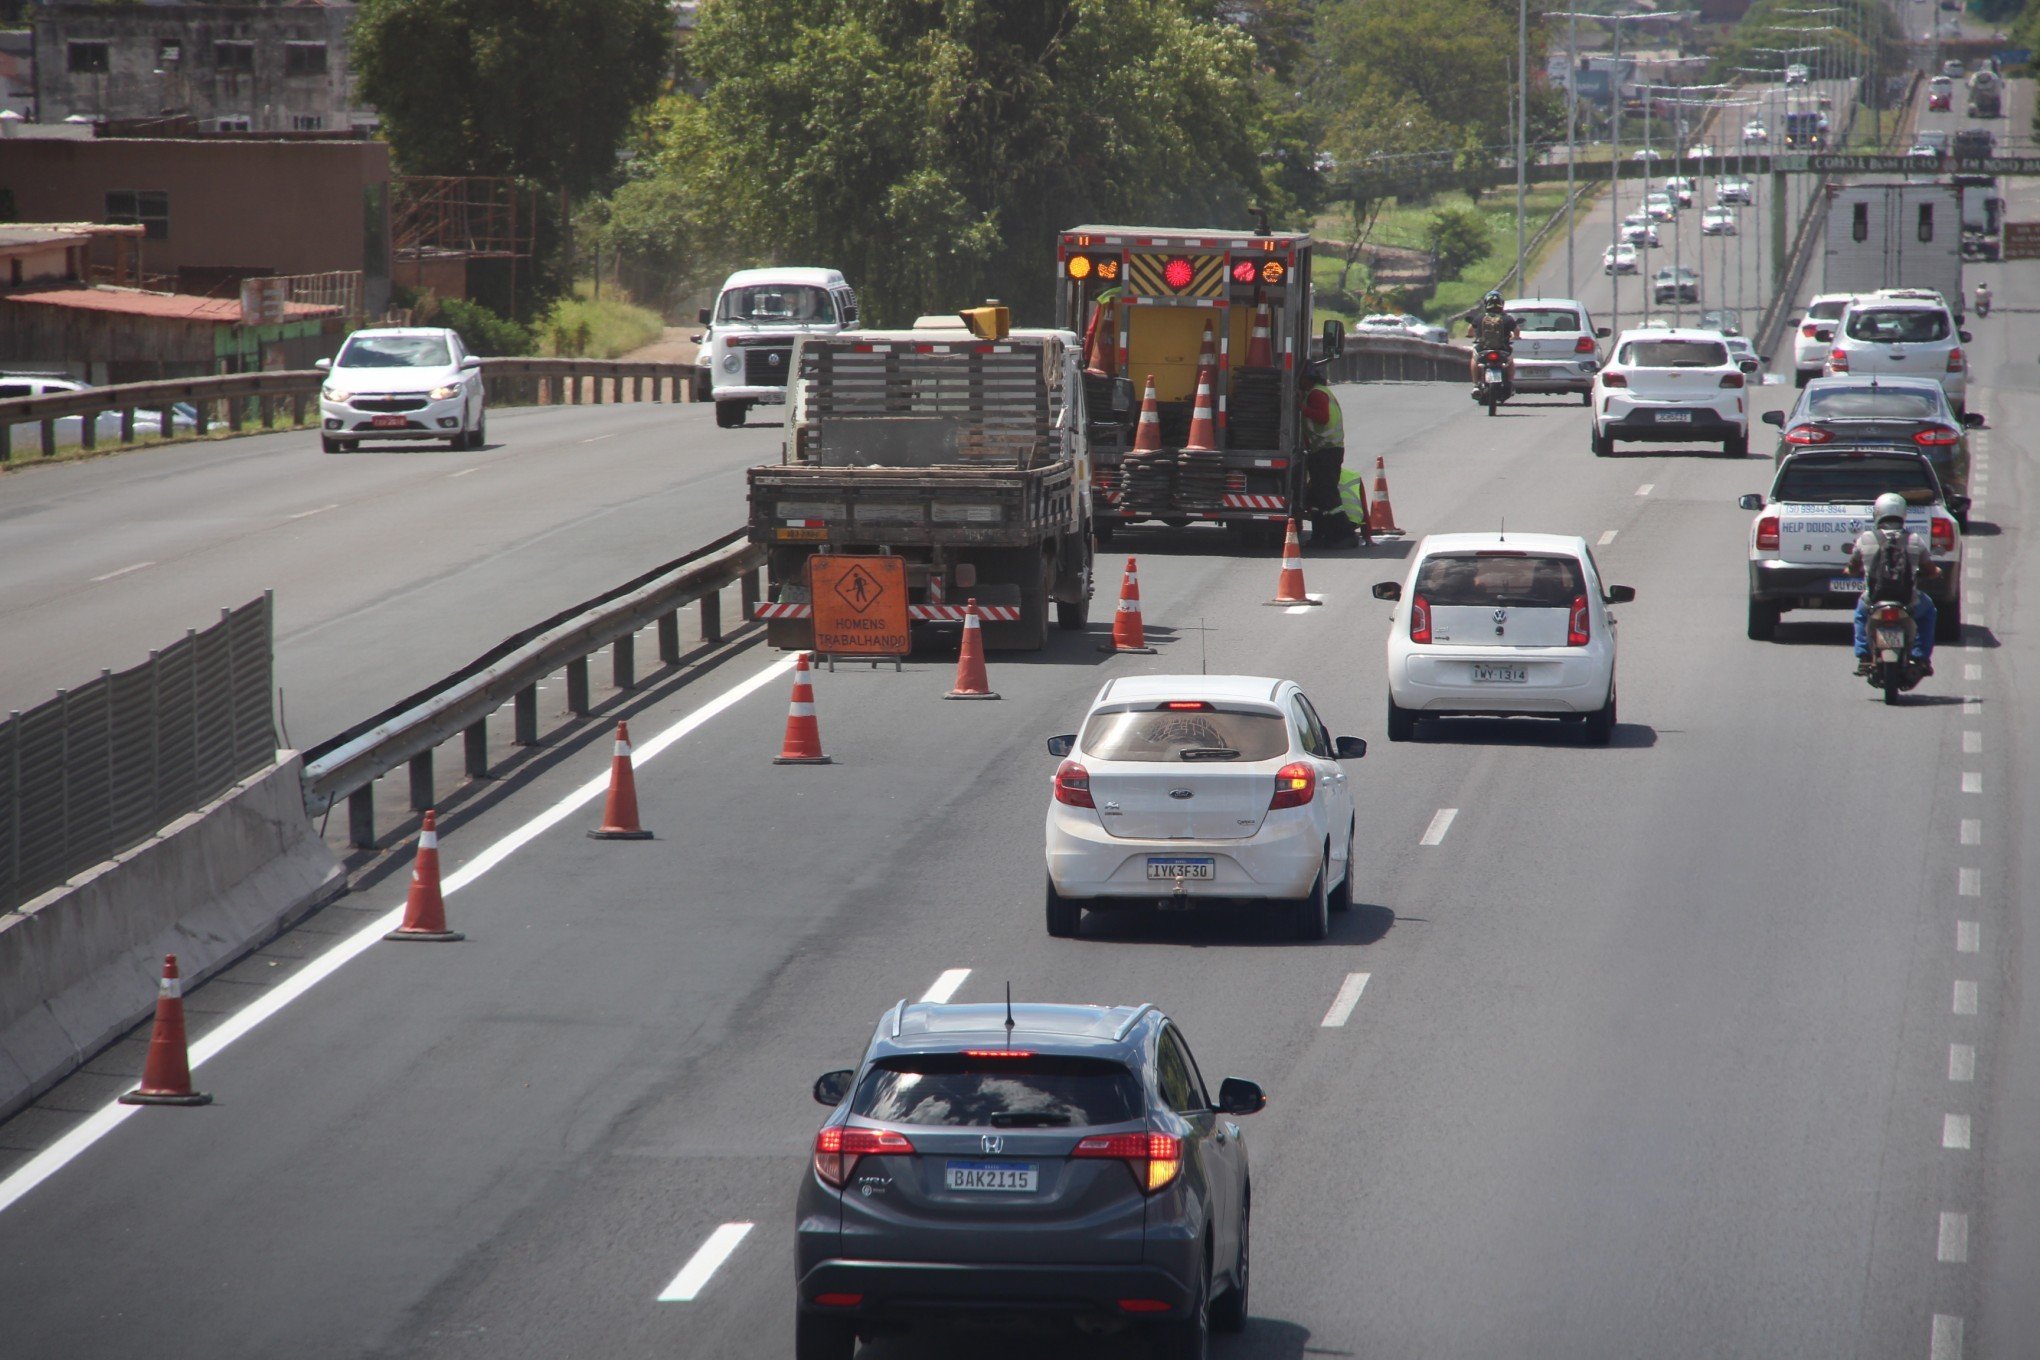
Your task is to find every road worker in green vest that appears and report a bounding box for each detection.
[1302,362,1369,547]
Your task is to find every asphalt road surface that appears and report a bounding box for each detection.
[2,82,2035,1360]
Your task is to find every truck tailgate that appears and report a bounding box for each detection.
[749,463,1077,546]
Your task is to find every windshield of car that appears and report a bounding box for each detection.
[1080,704,1290,762]
[1414,552,1586,607]
[716,284,836,325]
[1805,388,1943,420]
[1509,309,1584,332]
[1845,308,1951,343]
[336,335,451,369]
[1773,454,1940,504]
[1619,339,1728,366]
[852,1054,1143,1128]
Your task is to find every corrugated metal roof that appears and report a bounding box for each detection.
[5,288,343,323]
[0,228,93,250]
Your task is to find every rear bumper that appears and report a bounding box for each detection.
[1390,649,1611,715]
[1045,804,1323,901]
[1748,558,1960,611]
[1513,359,1597,392]
[797,1258,1198,1323]
[1599,409,1744,443]
[710,384,788,403]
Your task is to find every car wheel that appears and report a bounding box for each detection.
[1328,819,1355,912]
[320,435,342,454]
[1582,684,1617,746]
[1937,598,1963,644]
[1291,863,1330,942]
[1148,1259,1210,1360]
[1724,431,1748,458]
[471,410,486,448]
[715,400,748,429]
[1591,426,1614,457]
[1386,696,1416,743]
[1045,874,1081,938]
[1747,598,1779,642]
[1210,1187,1251,1334]
[1580,388,1593,406]
[794,1313,856,1360]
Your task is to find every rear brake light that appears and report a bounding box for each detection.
[1117,1299,1173,1314]
[1072,1131,1183,1193]
[1932,517,1955,552]
[1409,593,1432,643]
[1602,372,1628,388]
[1574,336,1596,354]
[1947,347,1965,373]
[1802,324,1820,338]
[1756,515,1780,551]
[814,1126,915,1189]
[1914,427,1959,446]
[1784,425,1831,444]
[1720,372,1744,388]
[1163,701,1213,711]
[813,1293,864,1308]
[1875,604,1904,623]
[1269,761,1315,810]
[961,1050,1036,1058]
[1567,595,1590,647]
[1053,758,1094,808]
[1828,349,1848,372]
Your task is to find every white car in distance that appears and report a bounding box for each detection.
[1701,205,1739,235]
[1043,675,1367,942]
[317,327,486,453]
[1372,534,1633,745]
[1644,193,1677,221]
[1592,327,1754,457]
[1604,242,1641,274]
[1716,176,1754,205]
[1621,218,1662,247]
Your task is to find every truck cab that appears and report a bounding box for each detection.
[695,268,858,429]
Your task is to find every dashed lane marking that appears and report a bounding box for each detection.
[1320,973,1371,1028]
[1954,981,1979,1017]
[1943,1115,1972,1150]
[920,969,970,1004]
[579,434,618,445]
[1957,921,1980,953]
[1635,484,1654,496]
[1961,772,1981,794]
[1950,1045,1976,1082]
[1960,820,1980,847]
[1963,698,1982,716]
[1963,731,1981,754]
[1958,868,1980,897]
[1938,1212,1969,1263]
[1964,664,1982,680]
[1598,530,1619,546]
[89,561,153,583]
[657,1222,754,1302]
[287,503,340,520]
[1931,1313,1964,1360]
[1419,808,1458,846]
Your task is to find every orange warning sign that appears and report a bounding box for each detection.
[807,555,910,656]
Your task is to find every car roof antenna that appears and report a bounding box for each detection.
[1499,516,1505,542]
[1004,982,1016,1044]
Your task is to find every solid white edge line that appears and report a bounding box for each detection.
[1419,808,1458,846]
[920,968,971,1005]
[0,653,801,1219]
[1931,1313,1964,1360]
[657,1222,755,1302]
[1320,972,1371,1028]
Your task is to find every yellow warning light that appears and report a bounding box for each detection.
[1068,255,1093,280]
[1261,260,1287,285]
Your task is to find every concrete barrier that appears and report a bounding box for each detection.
[0,752,345,1121]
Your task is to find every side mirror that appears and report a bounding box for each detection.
[1738,493,1766,511]
[1046,734,1076,757]
[1962,411,1984,428]
[1371,581,1402,601]
[1761,410,1784,426]
[697,307,712,325]
[1216,1077,1267,1116]
[1739,360,1760,374]
[1596,327,1611,339]
[1108,376,1134,416]
[1786,318,1800,328]
[688,332,703,344]
[1322,318,1346,359]
[459,354,483,371]
[813,1070,854,1106]
[1959,330,1973,344]
[1334,735,1368,759]
[314,357,331,371]
[1606,585,1637,604]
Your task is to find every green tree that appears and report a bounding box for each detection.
[352,0,671,197]
[1426,205,1491,279]
[1312,0,1522,165]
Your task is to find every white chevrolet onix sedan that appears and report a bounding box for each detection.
[317,326,486,452]
[1043,675,1367,942]
[1372,534,1633,745]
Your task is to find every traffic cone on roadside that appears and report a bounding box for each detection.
[1182,367,1219,452]
[773,653,833,764]
[1130,375,1163,454]
[1084,298,1119,377]
[1266,519,1322,606]
[119,955,211,1106]
[1244,303,1276,368]
[588,720,654,839]
[945,600,1001,700]
[1197,319,1219,374]
[1101,557,1158,653]
[1367,456,1405,537]
[386,810,464,941]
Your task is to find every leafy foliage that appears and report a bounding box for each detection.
[1425,205,1492,280]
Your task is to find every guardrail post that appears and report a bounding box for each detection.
[514,685,538,745]
[227,395,244,434]
[465,720,489,778]
[408,751,432,811]
[571,376,583,406]
[592,374,605,406]
[701,590,722,644]
[612,633,635,690]
[40,417,57,458]
[291,393,306,428]
[120,409,136,442]
[741,568,762,620]
[349,787,374,848]
[659,611,681,663]
[259,394,275,430]
[1,421,11,461]
[566,657,591,715]
[78,411,95,451]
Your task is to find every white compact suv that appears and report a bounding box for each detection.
[1504,298,1608,404]
[1824,293,1970,414]
[1592,327,1754,457]
[316,327,485,452]
[695,267,857,429]
[1372,533,1634,745]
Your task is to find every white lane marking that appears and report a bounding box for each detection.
[657,1222,754,1302]
[1963,698,1982,716]
[1964,663,1982,680]
[920,969,970,1004]
[1954,981,1979,1017]
[0,652,801,1219]
[1963,731,1981,754]
[1635,483,1654,496]
[1938,1212,1969,1263]
[287,503,340,520]
[1932,1313,1964,1360]
[89,561,154,583]
[1320,972,1371,1027]
[1957,921,1980,953]
[1960,820,1981,847]
[579,433,618,444]
[1965,567,1981,581]
[1944,1114,1972,1150]
[448,467,483,479]
[1958,868,1980,897]
[1598,530,1619,546]
[1419,808,1458,846]
[1970,591,1987,607]
[1961,772,1981,794]
[1950,1045,1976,1082]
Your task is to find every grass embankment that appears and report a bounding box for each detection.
[539,284,666,359]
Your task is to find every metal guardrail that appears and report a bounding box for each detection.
[1327,335,1472,383]
[300,529,764,848]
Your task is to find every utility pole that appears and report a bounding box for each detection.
[1516,0,1529,293]
[1566,7,1579,299]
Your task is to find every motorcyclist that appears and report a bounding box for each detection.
[1846,491,1940,676]
[1463,292,1520,394]
[1973,281,1991,317]
[1301,362,1369,547]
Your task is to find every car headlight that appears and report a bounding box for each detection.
[430,384,461,401]
[322,387,352,403]
[722,354,741,374]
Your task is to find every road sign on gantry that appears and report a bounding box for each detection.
[807,555,909,656]
[2003,222,2040,260]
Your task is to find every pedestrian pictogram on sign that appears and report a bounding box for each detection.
[807,555,909,656]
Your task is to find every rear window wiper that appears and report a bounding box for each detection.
[989,1112,1073,1128]
[1177,747,1241,761]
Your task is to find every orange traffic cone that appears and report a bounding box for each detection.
[588,719,654,839]
[1367,456,1405,537]
[385,809,464,942]
[119,955,211,1106]
[774,653,833,764]
[1182,367,1219,452]
[1197,319,1218,374]
[1130,375,1162,454]
[1101,557,1158,653]
[1244,303,1276,368]
[1084,298,1119,377]
[945,599,1001,700]
[1266,519,1322,606]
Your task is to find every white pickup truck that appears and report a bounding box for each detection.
[1738,447,1964,642]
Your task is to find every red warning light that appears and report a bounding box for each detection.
[1163,257,1195,290]
[1231,260,1258,284]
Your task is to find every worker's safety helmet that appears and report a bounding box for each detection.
[1302,360,1327,387]
[1873,491,1908,527]
[1483,291,1504,310]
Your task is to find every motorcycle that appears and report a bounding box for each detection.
[1973,286,1991,318]
[1473,349,1511,416]
[1862,598,1929,704]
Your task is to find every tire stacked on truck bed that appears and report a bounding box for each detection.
[1228,369,1284,448]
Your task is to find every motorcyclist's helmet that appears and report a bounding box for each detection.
[1873,491,1908,527]
[1483,291,1504,311]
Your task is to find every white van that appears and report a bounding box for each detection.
[695,268,858,429]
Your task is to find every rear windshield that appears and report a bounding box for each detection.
[853,1054,1143,1128]
[1773,455,1940,504]
[1080,704,1289,762]
[1414,552,1586,608]
[1510,308,1583,332]
[1807,299,1849,321]
[1804,388,1942,420]
[1845,309,1950,343]
[1619,339,1727,367]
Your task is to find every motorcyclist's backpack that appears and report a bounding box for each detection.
[1867,526,1915,604]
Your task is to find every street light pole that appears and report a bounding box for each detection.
[1516,0,1530,293]
[1566,7,1579,300]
